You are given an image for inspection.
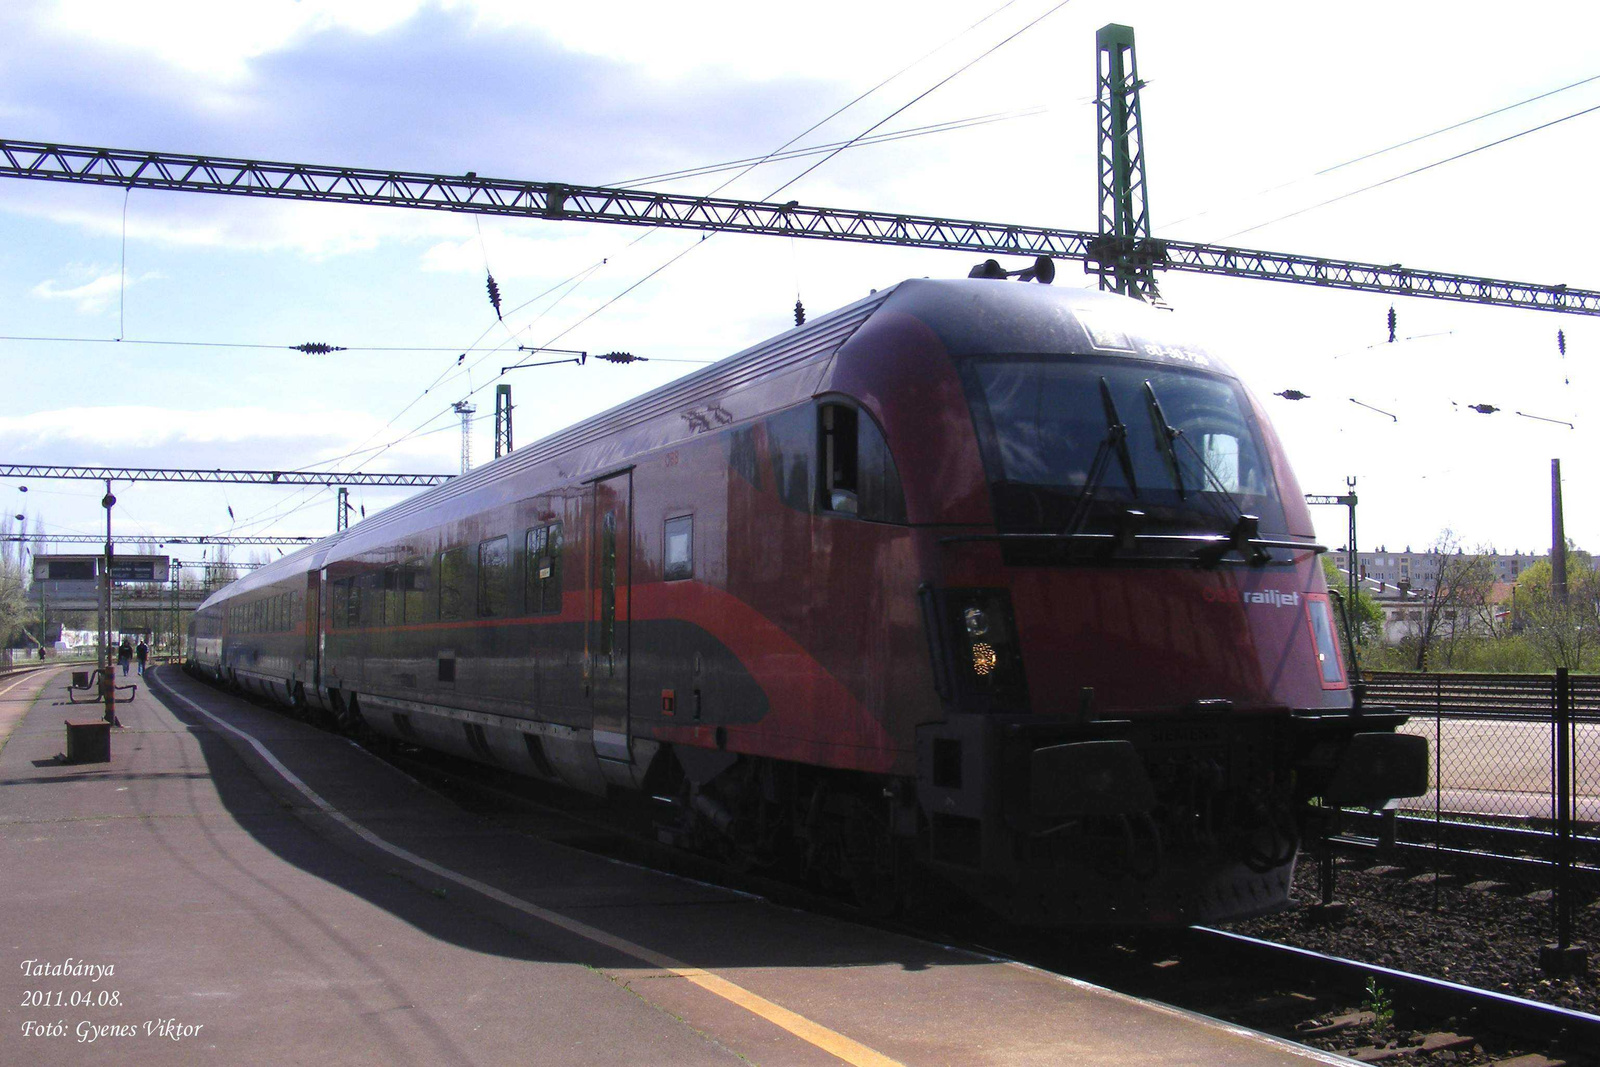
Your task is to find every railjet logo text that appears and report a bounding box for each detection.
[1201,588,1301,608]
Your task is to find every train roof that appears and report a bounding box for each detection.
[198,278,1229,609]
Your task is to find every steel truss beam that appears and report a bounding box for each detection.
[3,534,317,546]
[1,139,1596,316]
[0,462,448,486]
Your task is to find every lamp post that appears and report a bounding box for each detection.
[101,479,119,725]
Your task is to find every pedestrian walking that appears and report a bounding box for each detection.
[135,639,149,676]
[118,637,133,677]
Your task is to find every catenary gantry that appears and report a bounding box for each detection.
[0,463,449,486]
[1,138,1595,316]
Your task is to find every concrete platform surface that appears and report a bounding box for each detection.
[1,665,1343,1066]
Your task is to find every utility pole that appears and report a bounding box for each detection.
[1551,458,1567,605]
[335,487,350,532]
[494,383,513,459]
[453,400,477,474]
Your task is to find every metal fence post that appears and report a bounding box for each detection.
[1539,667,1587,974]
[1440,675,1452,908]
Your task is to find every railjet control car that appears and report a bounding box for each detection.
[189,274,1427,925]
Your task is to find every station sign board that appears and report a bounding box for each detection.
[30,555,174,611]
[33,554,171,584]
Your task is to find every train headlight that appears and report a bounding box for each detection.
[963,607,990,637]
[971,642,997,675]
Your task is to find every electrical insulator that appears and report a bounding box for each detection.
[486,272,503,319]
[595,351,646,364]
[292,342,346,354]
[1386,306,1397,343]
[1273,389,1310,401]
[794,299,806,326]
[1557,329,1566,356]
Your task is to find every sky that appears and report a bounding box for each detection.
[1,0,1596,566]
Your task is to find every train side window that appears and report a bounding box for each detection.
[363,572,385,627]
[663,515,693,581]
[546,523,564,613]
[402,557,430,622]
[438,547,469,622]
[357,574,375,627]
[600,512,617,656]
[344,578,361,629]
[819,402,906,523]
[525,523,563,614]
[384,565,402,626]
[765,405,814,511]
[478,536,509,617]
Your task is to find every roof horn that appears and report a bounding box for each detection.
[967,256,1055,284]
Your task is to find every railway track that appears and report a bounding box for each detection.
[1363,672,1600,722]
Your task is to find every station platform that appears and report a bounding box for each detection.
[1,664,1346,1066]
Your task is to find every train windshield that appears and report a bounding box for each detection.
[963,356,1287,535]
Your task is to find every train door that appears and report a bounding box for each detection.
[305,569,321,688]
[588,470,632,762]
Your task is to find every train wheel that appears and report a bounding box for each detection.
[838,794,900,918]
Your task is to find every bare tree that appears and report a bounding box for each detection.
[1405,531,1498,670]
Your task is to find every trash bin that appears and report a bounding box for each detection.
[71,670,90,689]
[65,720,111,763]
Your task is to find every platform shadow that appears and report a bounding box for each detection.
[144,665,966,977]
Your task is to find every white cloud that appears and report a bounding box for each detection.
[30,265,161,314]
[38,0,427,80]
[0,405,445,468]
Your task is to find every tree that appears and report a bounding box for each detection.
[1405,531,1498,670]
[1514,550,1600,670]
[0,515,32,648]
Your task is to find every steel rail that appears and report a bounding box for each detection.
[3,138,1598,316]
[0,462,448,486]
[1190,927,1600,1047]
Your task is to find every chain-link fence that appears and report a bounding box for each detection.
[1308,672,1599,944]
[1367,672,1600,848]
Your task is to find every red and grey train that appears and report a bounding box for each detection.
[188,274,1426,925]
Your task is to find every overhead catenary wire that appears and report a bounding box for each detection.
[335,0,1063,480]
[1167,71,1600,233]
[608,106,1048,188]
[1221,99,1600,240]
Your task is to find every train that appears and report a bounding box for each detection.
[187,269,1428,926]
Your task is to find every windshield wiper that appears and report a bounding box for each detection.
[1141,379,1186,500]
[1064,378,1138,536]
[1141,378,1270,565]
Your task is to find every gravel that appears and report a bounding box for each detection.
[1224,853,1600,1015]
